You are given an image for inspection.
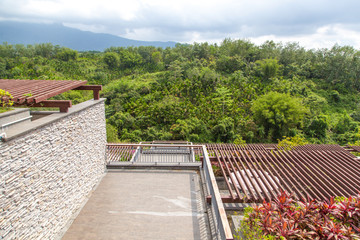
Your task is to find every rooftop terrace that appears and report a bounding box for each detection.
[61,142,360,239]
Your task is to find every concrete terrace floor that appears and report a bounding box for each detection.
[62,169,211,240]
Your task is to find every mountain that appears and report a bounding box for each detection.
[0,21,177,51]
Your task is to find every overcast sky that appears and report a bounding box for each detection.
[1,0,360,49]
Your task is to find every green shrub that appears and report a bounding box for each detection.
[277,135,308,151]
[0,89,13,113]
[236,191,360,239]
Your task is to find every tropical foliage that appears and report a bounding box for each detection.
[236,191,360,239]
[1,40,360,144]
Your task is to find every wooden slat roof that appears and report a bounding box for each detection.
[206,143,360,203]
[0,79,87,104]
[105,142,360,203]
[347,145,360,153]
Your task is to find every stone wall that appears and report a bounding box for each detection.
[0,99,107,239]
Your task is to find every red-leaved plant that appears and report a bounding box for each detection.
[242,191,360,239]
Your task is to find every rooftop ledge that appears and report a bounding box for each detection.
[1,98,105,142]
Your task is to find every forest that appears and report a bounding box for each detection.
[1,40,360,144]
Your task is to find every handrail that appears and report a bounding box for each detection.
[107,143,202,164]
[107,143,204,148]
[202,145,233,240]
[1,115,32,128]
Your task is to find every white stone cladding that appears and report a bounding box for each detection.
[0,100,106,239]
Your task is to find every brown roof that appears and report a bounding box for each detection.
[0,79,102,112]
[106,143,360,203]
[206,143,360,203]
[0,79,87,104]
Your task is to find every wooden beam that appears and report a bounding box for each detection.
[74,85,102,100]
[206,195,253,204]
[200,156,217,162]
[30,81,87,103]
[30,100,72,113]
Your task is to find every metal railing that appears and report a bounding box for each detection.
[106,143,233,239]
[129,145,141,162]
[107,143,204,164]
[106,144,138,162]
[201,145,234,240]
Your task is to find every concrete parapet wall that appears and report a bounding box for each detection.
[0,99,107,239]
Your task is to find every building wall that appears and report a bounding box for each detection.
[0,99,107,239]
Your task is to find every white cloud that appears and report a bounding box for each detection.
[1,0,143,21]
[250,24,360,49]
[1,0,360,48]
[62,22,108,34]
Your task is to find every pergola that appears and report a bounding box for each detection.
[205,143,360,203]
[107,143,360,203]
[0,79,102,112]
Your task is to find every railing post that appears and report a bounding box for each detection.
[130,146,141,162]
[190,142,195,162]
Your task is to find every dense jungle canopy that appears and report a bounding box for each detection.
[1,40,360,144]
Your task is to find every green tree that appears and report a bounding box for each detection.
[103,52,119,69]
[34,43,56,58]
[216,55,245,73]
[251,92,308,141]
[151,51,162,64]
[56,48,78,61]
[170,117,210,142]
[304,115,329,139]
[168,60,183,80]
[106,122,120,142]
[118,49,142,69]
[255,58,280,82]
[211,117,235,142]
[277,135,308,151]
[212,87,233,116]
[304,91,328,114]
[191,42,211,60]
[0,59,6,77]
[333,113,358,134]
[108,112,136,132]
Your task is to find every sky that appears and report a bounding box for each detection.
[0,0,360,49]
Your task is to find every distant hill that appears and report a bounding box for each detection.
[0,21,177,51]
